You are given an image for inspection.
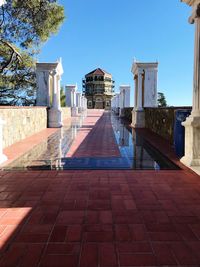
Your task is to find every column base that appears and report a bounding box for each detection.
[131,109,145,128]
[48,108,63,128]
[180,115,200,167]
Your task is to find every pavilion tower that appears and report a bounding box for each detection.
[82,68,115,110]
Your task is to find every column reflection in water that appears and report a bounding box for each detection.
[119,125,129,147]
[132,128,160,170]
[56,127,64,169]
[132,129,144,169]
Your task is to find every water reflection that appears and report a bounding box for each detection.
[111,115,177,170]
[2,113,179,170]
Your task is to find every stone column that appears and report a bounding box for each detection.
[119,86,131,117]
[181,0,200,167]
[84,97,88,112]
[134,75,138,108]
[131,66,145,128]
[71,88,78,116]
[137,71,144,111]
[57,75,61,109]
[65,86,73,107]
[52,70,58,108]
[48,70,63,128]
[76,93,82,113]
[0,118,7,165]
[36,69,51,107]
[131,62,158,128]
[65,85,78,116]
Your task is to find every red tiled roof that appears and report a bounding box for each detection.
[86,68,111,76]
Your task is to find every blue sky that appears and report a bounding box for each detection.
[39,0,194,106]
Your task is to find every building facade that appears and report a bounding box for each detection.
[82,68,115,109]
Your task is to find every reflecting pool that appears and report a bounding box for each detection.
[1,113,180,170]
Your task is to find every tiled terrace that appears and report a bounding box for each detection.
[0,110,200,266]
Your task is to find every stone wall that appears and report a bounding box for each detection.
[145,107,192,144]
[0,107,47,148]
[61,107,71,120]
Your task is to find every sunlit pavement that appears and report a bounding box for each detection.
[0,110,200,266]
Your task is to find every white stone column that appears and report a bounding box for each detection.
[131,62,158,128]
[65,86,73,107]
[72,88,78,116]
[181,0,200,167]
[57,75,61,109]
[52,70,58,108]
[134,75,138,109]
[48,70,63,128]
[0,118,7,165]
[65,85,78,116]
[76,93,82,113]
[36,60,63,128]
[72,89,76,108]
[119,86,131,117]
[137,71,143,111]
[36,68,51,107]
[84,97,87,111]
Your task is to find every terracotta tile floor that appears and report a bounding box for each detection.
[0,111,200,266]
[67,110,120,158]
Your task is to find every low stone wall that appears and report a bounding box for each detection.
[0,106,47,148]
[61,107,71,120]
[144,107,192,144]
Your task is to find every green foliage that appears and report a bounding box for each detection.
[157,92,167,107]
[60,86,66,107]
[0,0,65,105]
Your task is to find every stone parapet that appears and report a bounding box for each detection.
[0,106,47,148]
[144,107,192,144]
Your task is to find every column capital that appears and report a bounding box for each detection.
[189,3,200,23]
[182,0,200,23]
[50,69,58,76]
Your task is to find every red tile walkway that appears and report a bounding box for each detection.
[67,110,120,157]
[0,110,200,266]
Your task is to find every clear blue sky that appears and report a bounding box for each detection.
[39,0,194,106]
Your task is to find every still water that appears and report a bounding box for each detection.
[2,114,179,170]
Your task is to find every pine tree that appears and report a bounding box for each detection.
[0,0,65,105]
[157,92,167,107]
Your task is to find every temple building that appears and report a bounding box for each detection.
[82,68,115,109]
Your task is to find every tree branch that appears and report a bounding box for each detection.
[0,40,23,73]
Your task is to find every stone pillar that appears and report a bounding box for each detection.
[76,93,82,113]
[134,75,138,108]
[65,85,78,116]
[119,85,131,117]
[124,86,131,107]
[65,86,73,107]
[181,0,200,167]
[131,62,158,128]
[0,118,7,165]
[48,70,63,128]
[83,97,88,113]
[36,60,64,128]
[36,68,51,107]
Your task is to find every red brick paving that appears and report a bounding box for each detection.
[0,111,200,266]
[0,170,199,266]
[67,110,120,157]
